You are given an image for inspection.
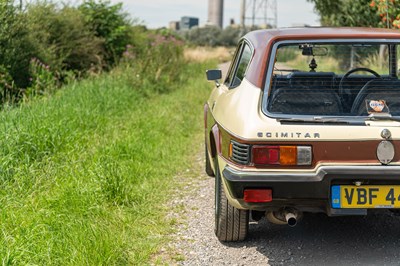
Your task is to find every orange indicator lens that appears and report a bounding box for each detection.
[280,146,297,165]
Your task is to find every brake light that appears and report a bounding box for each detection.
[252,145,312,166]
[252,146,279,164]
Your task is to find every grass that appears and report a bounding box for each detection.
[0,60,215,264]
[184,46,233,63]
[284,55,341,73]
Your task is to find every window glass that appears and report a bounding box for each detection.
[267,42,400,117]
[224,45,242,86]
[235,44,252,81]
[225,43,252,88]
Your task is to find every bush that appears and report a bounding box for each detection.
[0,0,34,88]
[25,58,58,98]
[184,26,242,47]
[0,0,133,104]
[79,0,132,67]
[121,31,185,94]
[26,3,105,75]
[0,0,186,106]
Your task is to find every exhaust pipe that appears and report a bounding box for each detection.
[266,208,302,227]
[285,212,297,227]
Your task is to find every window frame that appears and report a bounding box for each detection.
[262,39,400,120]
[224,40,254,89]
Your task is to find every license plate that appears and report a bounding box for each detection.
[331,185,400,208]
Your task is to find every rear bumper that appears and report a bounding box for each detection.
[222,164,400,215]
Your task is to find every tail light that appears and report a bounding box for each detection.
[252,145,312,166]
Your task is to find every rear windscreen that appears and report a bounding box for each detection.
[267,42,400,116]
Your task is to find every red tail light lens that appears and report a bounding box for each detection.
[252,146,280,165]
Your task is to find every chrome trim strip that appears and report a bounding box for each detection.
[223,164,400,183]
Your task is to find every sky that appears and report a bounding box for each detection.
[109,0,321,29]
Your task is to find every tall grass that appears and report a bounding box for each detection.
[0,60,213,264]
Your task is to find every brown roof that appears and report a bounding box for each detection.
[244,27,400,88]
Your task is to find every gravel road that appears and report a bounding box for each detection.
[158,150,400,266]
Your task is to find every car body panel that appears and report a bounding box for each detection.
[205,27,400,217]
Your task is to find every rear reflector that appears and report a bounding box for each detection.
[244,189,272,203]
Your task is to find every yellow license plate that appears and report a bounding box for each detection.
[331,185,400,208]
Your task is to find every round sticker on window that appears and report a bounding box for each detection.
[370,100,385,112]
[366,99,389,114]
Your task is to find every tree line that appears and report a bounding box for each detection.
[308,0,400,28]
[0,0,185,105]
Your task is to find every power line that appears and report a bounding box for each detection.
[240,0,277,29]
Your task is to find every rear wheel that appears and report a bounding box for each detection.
[214,160,249,242]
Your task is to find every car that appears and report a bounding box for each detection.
[205,27,400,242]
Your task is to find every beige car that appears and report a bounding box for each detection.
[205,27,400,242]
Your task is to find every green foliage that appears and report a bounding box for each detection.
[218,26,242,46]
[0,64,20,104]
[0,0,34,88]
[79,0,131,66]
[26,58,58,98]
[26,3,105,75]
[308,0,381,26]
[0,57,212,264]
[0,1,207,264]
[121,31,185,94]
[370,0,400,29]
[184,25,242,47]
[0,0,142,105]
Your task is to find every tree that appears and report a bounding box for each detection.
[308,0,381,27]
[79,0,131,66]
[26,3,105,74]
[370,0,400,28]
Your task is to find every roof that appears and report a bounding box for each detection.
[243,27,400,88]
[246,27,400,43]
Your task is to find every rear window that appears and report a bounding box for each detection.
[266,41,400,117]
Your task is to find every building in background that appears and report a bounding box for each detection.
[208,0,224,28]
[180,17,199,30]
[169,21,180,31]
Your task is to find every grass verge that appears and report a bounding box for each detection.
[0,61,214,264]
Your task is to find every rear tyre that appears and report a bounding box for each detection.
[214,160,249,242]
[205,144,215,177]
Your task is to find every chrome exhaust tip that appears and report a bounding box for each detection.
[285,212,297,227]
[266,208,302,227]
